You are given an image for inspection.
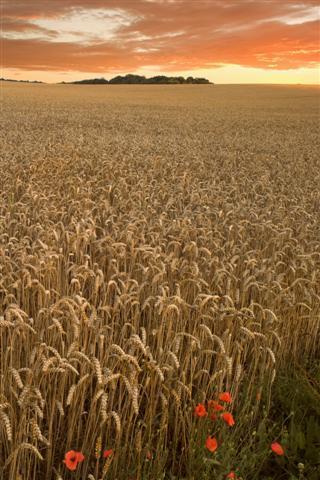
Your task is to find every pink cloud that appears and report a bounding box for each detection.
[1,1,319,73]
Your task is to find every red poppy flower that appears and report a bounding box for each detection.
[271,442,284,456]
[227,472,236,479]
[205,436,218,452]
[103,449,114,459]
[221,412,235,426]
[210,413,217,421]
[219,392,232,403]
[208,400,224,412]
[194,403,207,417]
[63,450,85,471]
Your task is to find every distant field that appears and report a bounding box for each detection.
[0,84,319,479]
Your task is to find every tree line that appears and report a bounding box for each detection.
[69,74,211,84]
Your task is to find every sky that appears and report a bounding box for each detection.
[1,0,319,84]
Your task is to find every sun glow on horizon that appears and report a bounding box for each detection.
[2,65,319,85]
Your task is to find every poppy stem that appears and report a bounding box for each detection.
[95,458,99,478]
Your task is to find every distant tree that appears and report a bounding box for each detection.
[69,74,212,85]
[193,77,210,84]
[73,78,108,84]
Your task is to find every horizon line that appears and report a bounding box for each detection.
[1,79,319,86]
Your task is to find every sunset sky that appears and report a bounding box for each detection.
[1,0,319,84]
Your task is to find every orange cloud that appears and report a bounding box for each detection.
[1,0,319,74]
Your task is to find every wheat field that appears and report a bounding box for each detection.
[0,83,319,479]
